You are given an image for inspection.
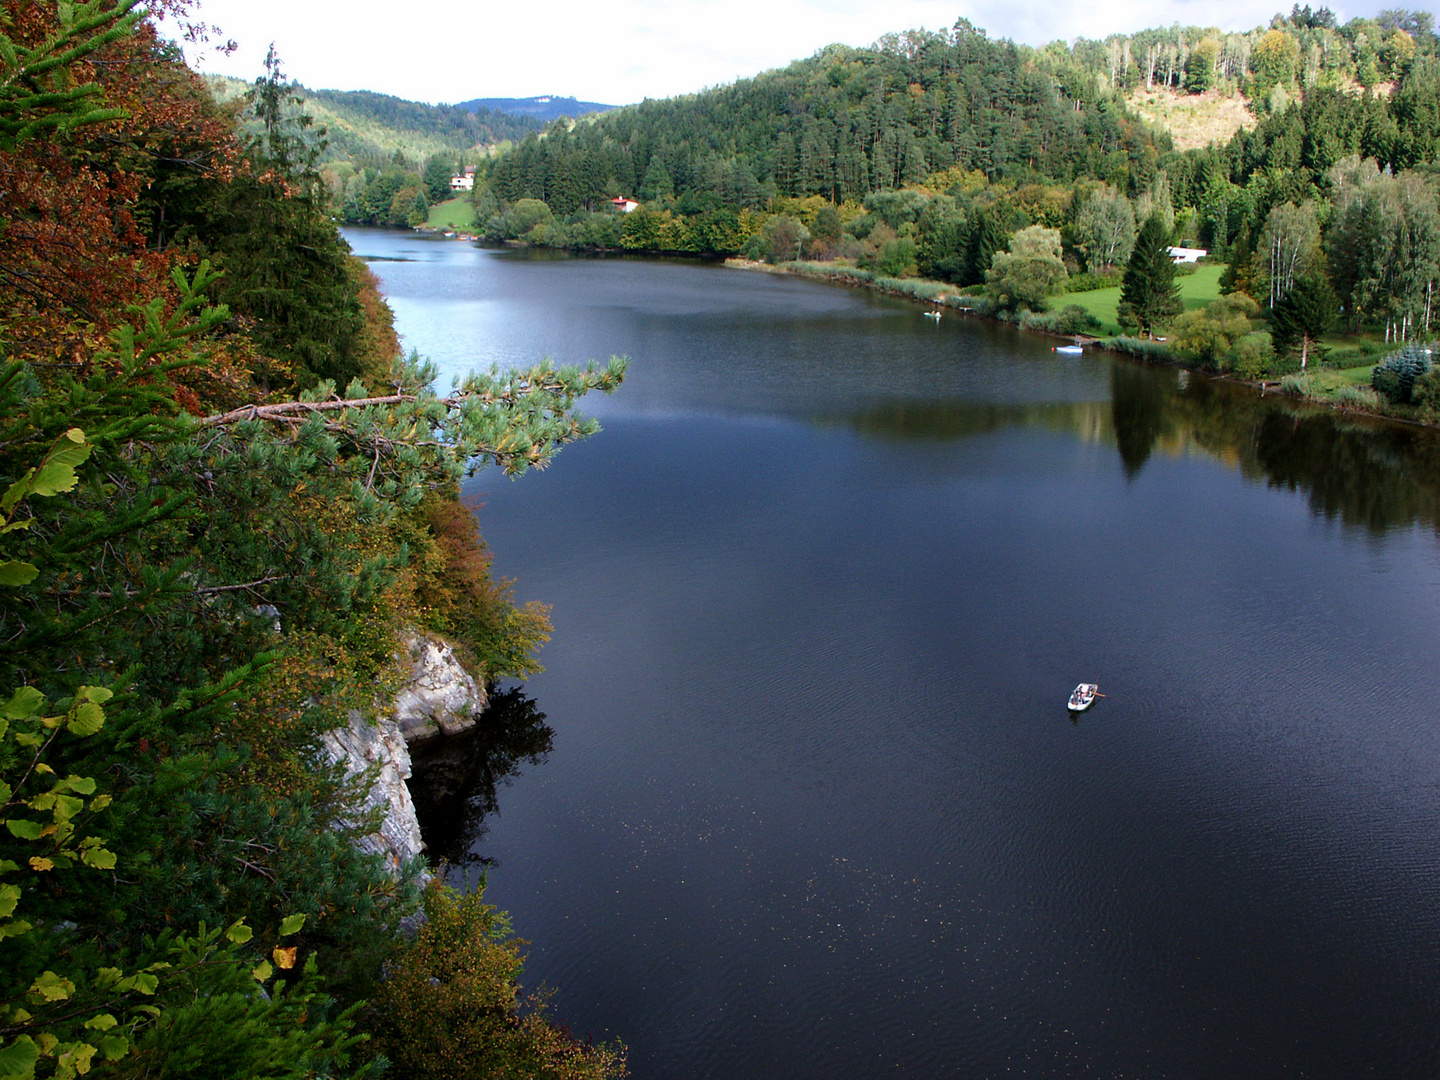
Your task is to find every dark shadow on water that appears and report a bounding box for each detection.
[407,686,554,867]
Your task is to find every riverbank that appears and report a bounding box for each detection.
[724,256,1433,430]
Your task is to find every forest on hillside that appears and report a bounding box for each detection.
[0,3,625,1077]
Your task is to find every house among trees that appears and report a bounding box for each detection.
[450,166,477,191]
[611,196,639,213]
[1168,246,1208,263]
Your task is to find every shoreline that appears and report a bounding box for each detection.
[722,257,1434,433]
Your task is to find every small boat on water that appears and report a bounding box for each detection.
[1068,683,1099,711]
[1052,344,1083,354]
[923,310,942,320]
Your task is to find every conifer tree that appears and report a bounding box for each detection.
[1118,213,1182,338]
[1269,273,1338,368]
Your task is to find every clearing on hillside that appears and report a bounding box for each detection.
[1127,89,1255,151]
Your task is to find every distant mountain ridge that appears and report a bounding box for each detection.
[205,75,545,163]
[456,95,618,122]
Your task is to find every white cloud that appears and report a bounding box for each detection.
[176,0,1405,106]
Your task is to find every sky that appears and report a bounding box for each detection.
[174,0,1415,106]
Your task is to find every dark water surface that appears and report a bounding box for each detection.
[348,229,1440,1080]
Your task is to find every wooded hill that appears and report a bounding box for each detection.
[456,95,617,122]
[457,6,1439,395]
[207,73,544,167]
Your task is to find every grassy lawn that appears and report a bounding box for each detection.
[425,197,476,230]
[1330,365,1375,385]
[1061,264,1225,335]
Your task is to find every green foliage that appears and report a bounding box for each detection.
[1269,274,1339,368]
[200,53,373,389]
[985,226,1068,312]
[1073,186,1136,272]
[1019,304,1103,336]
[488,21,1164,221]
[1118,214,1182,337]
[1104,336,1175,362]
[1371,342,1434,403]
[1065,270,1124,293]
[1171,292,1262,369]
[365,883,627,1080]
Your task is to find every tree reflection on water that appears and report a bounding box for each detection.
[839,357,1440,534]
[407,685,554,868]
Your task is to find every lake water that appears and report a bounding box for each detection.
[348,228,1440,1080]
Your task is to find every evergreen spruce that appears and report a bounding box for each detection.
[963,210,1008,287]
[1118,214,1183,338]
[1269,273,1339,368]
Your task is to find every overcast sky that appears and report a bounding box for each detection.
[175,0,1415,106]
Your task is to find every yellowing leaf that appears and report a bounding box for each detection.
[30,970,76,1002]
[28,857,54,872]
[272,946,298,970]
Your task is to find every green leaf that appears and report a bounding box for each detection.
[0,561,39,587]
[225,920,253,945]
[1,687,42,720]
[278,913,306,936]
[0,885,19,919]
[128,973,158,997]
[25,460,81,499]
[0,919,34,941]
[0,1034,39,1080]
[82,1015,117,1033]
[250,960,273,983]
[79,847,115,870]
[97,1035,128,1062]
[75,686,112,706]
[46,795,82,824]
[4,820,43,841]
[66,703,104,737]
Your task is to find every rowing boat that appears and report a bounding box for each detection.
[1067,683,1099,711]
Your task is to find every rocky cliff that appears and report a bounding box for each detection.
[320,629,489,871]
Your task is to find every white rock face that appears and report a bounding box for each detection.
[319,630,487,877]
[390,630,488,742]
[320,710,425,874]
